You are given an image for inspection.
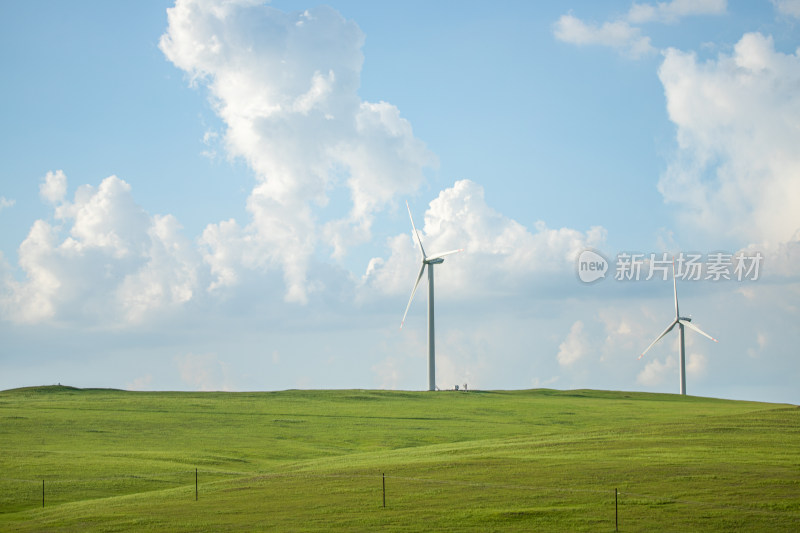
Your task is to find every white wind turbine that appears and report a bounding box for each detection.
[639,260,718,395]
[400,202,463,391]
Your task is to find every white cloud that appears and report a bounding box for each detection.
[39,170,67,205]
[117,214,199,322]
[362,180,606,300]
[3,220,61,323]
[160,1,435,303]
[772,0,800,18]
[554,1,727,58]
[553,14,654,59]
[637,355,676,385]
[60,176,150,259]
[0,196,15,212]
[557,320,589,366]
[0,172,201,325]
[628,0,726,24]
[658,33,800,247]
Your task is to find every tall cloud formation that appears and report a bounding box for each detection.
[1,2,604,329]
[160,0,435,303]
[658,32,800,248]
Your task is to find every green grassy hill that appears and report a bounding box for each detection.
[0,386,798,531]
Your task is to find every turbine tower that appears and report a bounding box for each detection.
[400,202,462,391]
[639,260,718,395]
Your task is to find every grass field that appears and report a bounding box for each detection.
[0,386,798,532]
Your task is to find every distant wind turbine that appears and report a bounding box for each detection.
[400,201,463,391]
[639,260,718,395]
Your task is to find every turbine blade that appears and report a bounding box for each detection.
[680,319,718,343]
[406,201,426,259]
[427,248,464,261]
[672,258,680,319]
[639,320,678,360]
[400,263,426,329]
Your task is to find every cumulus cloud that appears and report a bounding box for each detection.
[557,320,589,366]
[362,180,606,300]
[117,214,198,322]
[160,0,435,303]
[4,220,62,323]
[0,172,200,324]
[637,355,676,385]
[658,33,800,247]
[39,170,67,205]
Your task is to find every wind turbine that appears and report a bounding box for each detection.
[400,201,462,391]
[639,260,718,395]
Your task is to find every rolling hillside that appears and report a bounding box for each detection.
[1,386,798,531]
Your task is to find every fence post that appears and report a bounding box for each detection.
[196,468,198,501]
[382,473,385,508]
[42,480,45,508]
[615,488,618,532]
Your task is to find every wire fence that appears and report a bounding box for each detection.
[2,470,797,529]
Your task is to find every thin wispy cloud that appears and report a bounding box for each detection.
[554,0,727,58]
[772,0,800,18]
[0,197,15,212]
[628,0,726,24]
[553,14,655,58]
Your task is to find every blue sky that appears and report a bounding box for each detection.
[1,0,798,403]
